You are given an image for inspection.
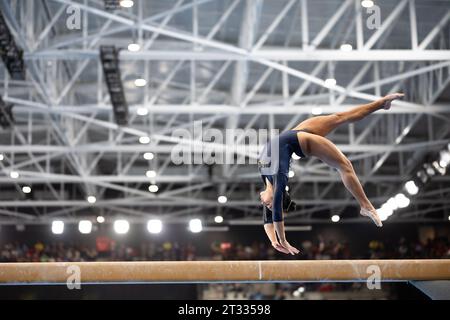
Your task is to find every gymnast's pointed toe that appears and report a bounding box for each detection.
[360,208,383,227]
[383,93,405,110]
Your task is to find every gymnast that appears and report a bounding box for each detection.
[258,93,405,255]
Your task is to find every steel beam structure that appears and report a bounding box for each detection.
[0,0,448,225]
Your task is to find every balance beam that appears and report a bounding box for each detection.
[0,260,449,284]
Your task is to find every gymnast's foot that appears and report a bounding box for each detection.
[360,208,383,227]
[383,93,405,110]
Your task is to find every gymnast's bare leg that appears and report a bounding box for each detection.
[261,94,404,253]
[294,93,404,226]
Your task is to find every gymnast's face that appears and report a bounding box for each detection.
[260,189,273,209]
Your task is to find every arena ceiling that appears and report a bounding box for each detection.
[0,0,449,226]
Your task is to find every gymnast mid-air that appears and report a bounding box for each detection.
[258,93,405,255]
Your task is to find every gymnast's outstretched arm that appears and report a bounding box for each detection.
[272,174,300,255]
[261,176,300,255]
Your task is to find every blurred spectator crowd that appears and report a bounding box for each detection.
[1,235,449,262]
[0,240,197,262]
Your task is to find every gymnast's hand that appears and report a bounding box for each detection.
[383,92,404,110]
[264,224,291,254]
[279,239,300,255]
[272,241,291,254]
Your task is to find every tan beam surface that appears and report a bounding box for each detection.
[0,260,449,283]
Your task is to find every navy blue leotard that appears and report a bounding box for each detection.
[258,130,307,224]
